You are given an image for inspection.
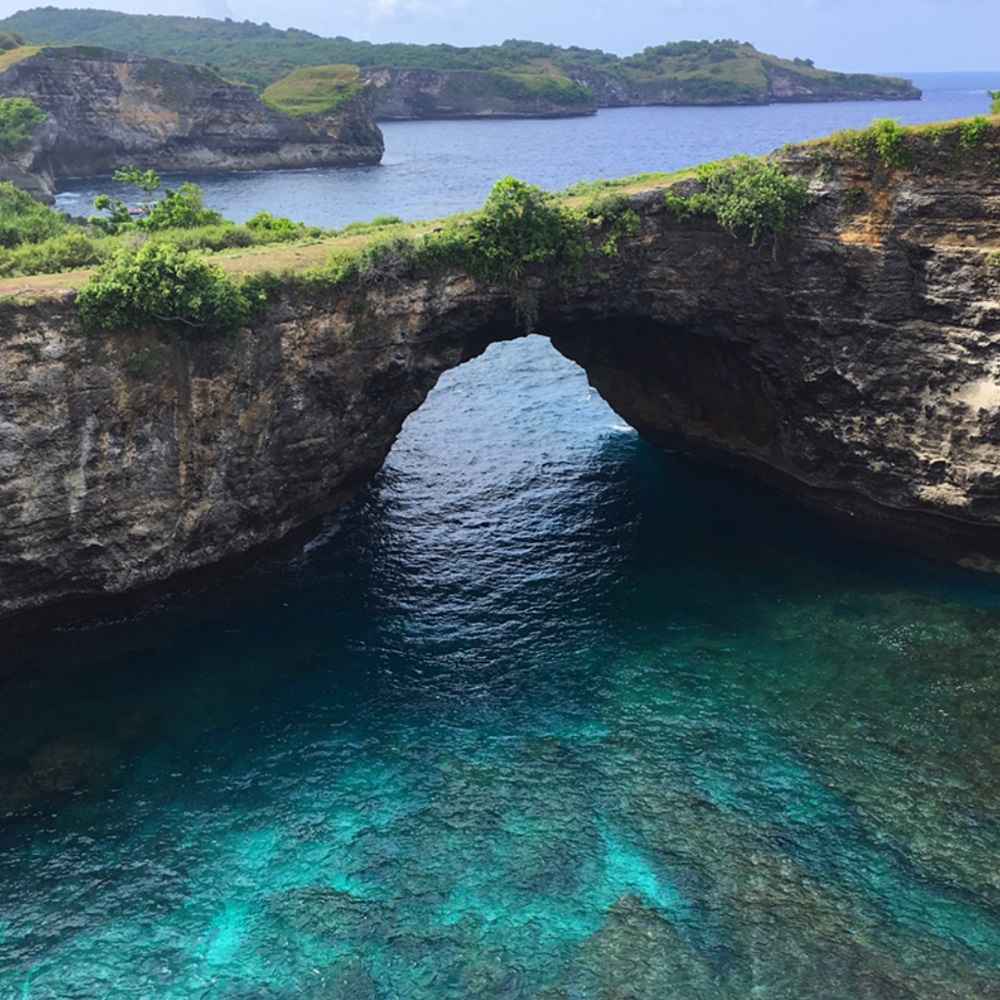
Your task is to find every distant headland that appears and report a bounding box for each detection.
[0,8,920,121]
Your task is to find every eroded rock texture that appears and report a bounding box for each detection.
[0,46,383,200]
[2,129,1000,624]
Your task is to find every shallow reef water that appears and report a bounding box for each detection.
[3,337,1000,998]
[10,77,1000,996]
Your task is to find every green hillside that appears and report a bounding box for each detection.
[261,65,366,118]
[0,7,917,102]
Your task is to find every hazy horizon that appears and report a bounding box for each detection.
[0,0,996,76]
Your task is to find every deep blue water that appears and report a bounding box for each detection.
[4,75,1000,997]
[55,71,1000,227]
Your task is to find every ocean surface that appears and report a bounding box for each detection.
[3,74,1000,998]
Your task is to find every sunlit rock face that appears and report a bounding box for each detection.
[0,46,384,200]
[2,129,1000,623]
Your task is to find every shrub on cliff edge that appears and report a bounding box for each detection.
[77,242,260,340]
[468,176,582,281]
[665,155,810,246]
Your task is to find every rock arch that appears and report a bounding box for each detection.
[4,144,1000,625]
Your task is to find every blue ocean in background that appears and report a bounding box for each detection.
[3,74,1000,997]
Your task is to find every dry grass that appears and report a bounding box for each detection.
[0,45,41,74]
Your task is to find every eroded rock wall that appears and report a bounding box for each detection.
[361,66,596,119]
[0,47,384,199]
[0,277,513,620]
[3,130,1000,624]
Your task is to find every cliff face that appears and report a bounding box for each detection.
[0,46,384,199]
[361,67,596,119]
[358,63,918,118]
[2,130,1000,625]
[0,278,512,622]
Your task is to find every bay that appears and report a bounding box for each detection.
[3,74,1000,998]
[55,72,997,228]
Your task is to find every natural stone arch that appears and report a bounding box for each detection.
[4,138,1000,626]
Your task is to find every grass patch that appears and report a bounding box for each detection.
[0,43,39,73]
[262,65,366,118]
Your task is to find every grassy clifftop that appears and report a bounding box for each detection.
[0,8,917,106]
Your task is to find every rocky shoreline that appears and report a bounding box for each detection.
[0,46,384,202]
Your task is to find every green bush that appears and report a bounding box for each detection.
[869,118,911,166]
[990,90,1000,115]
[0,97,46,153]
[339,215,404,236]
[0,181,70,248]
[666,155,810,246]
[581,193,641,256]
[469,176,581,281]
[90,174,223,235]
[245,210,323,242]
[0,230,104,276]
[76,242,257,340]
[142,223,256,252]
[959,115,991,150]
[835,118,913,168]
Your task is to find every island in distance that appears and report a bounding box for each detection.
[0,7,921,119]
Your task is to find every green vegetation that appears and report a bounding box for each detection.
[0,181,109,277]
[1,157,810,339]
[301,176,647,295]
[0,96,46,153]
[90,171,224,236]
[262,64,365,117]
[0,166,328,280]
[863,118,912,167]
[465,176,581,280]
[339,215,404,235]
[124,345,168,377]
[959,115,991,151]
[830,118,914,168]
[0,7,917,103]
[76,242,261,341]
[70,171,655,340]
[990,90,1000,115]
[441,70,594,108]
[665,155,810,246]
[0,231,106,278]
[0,181,69,248]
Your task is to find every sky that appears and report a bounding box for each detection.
[0,0,995,73]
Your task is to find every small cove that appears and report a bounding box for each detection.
[4,74,1000,997]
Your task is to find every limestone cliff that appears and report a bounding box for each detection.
[2,126,1000,626]
[607,63,921,107]
[359,62,916,119]
[361,67,596,120]
[0,46,384,200]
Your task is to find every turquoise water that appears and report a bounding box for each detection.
[3,338,1000,998]
[5,76,1000,997]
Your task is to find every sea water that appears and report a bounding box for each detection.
[3,75,1000,998]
